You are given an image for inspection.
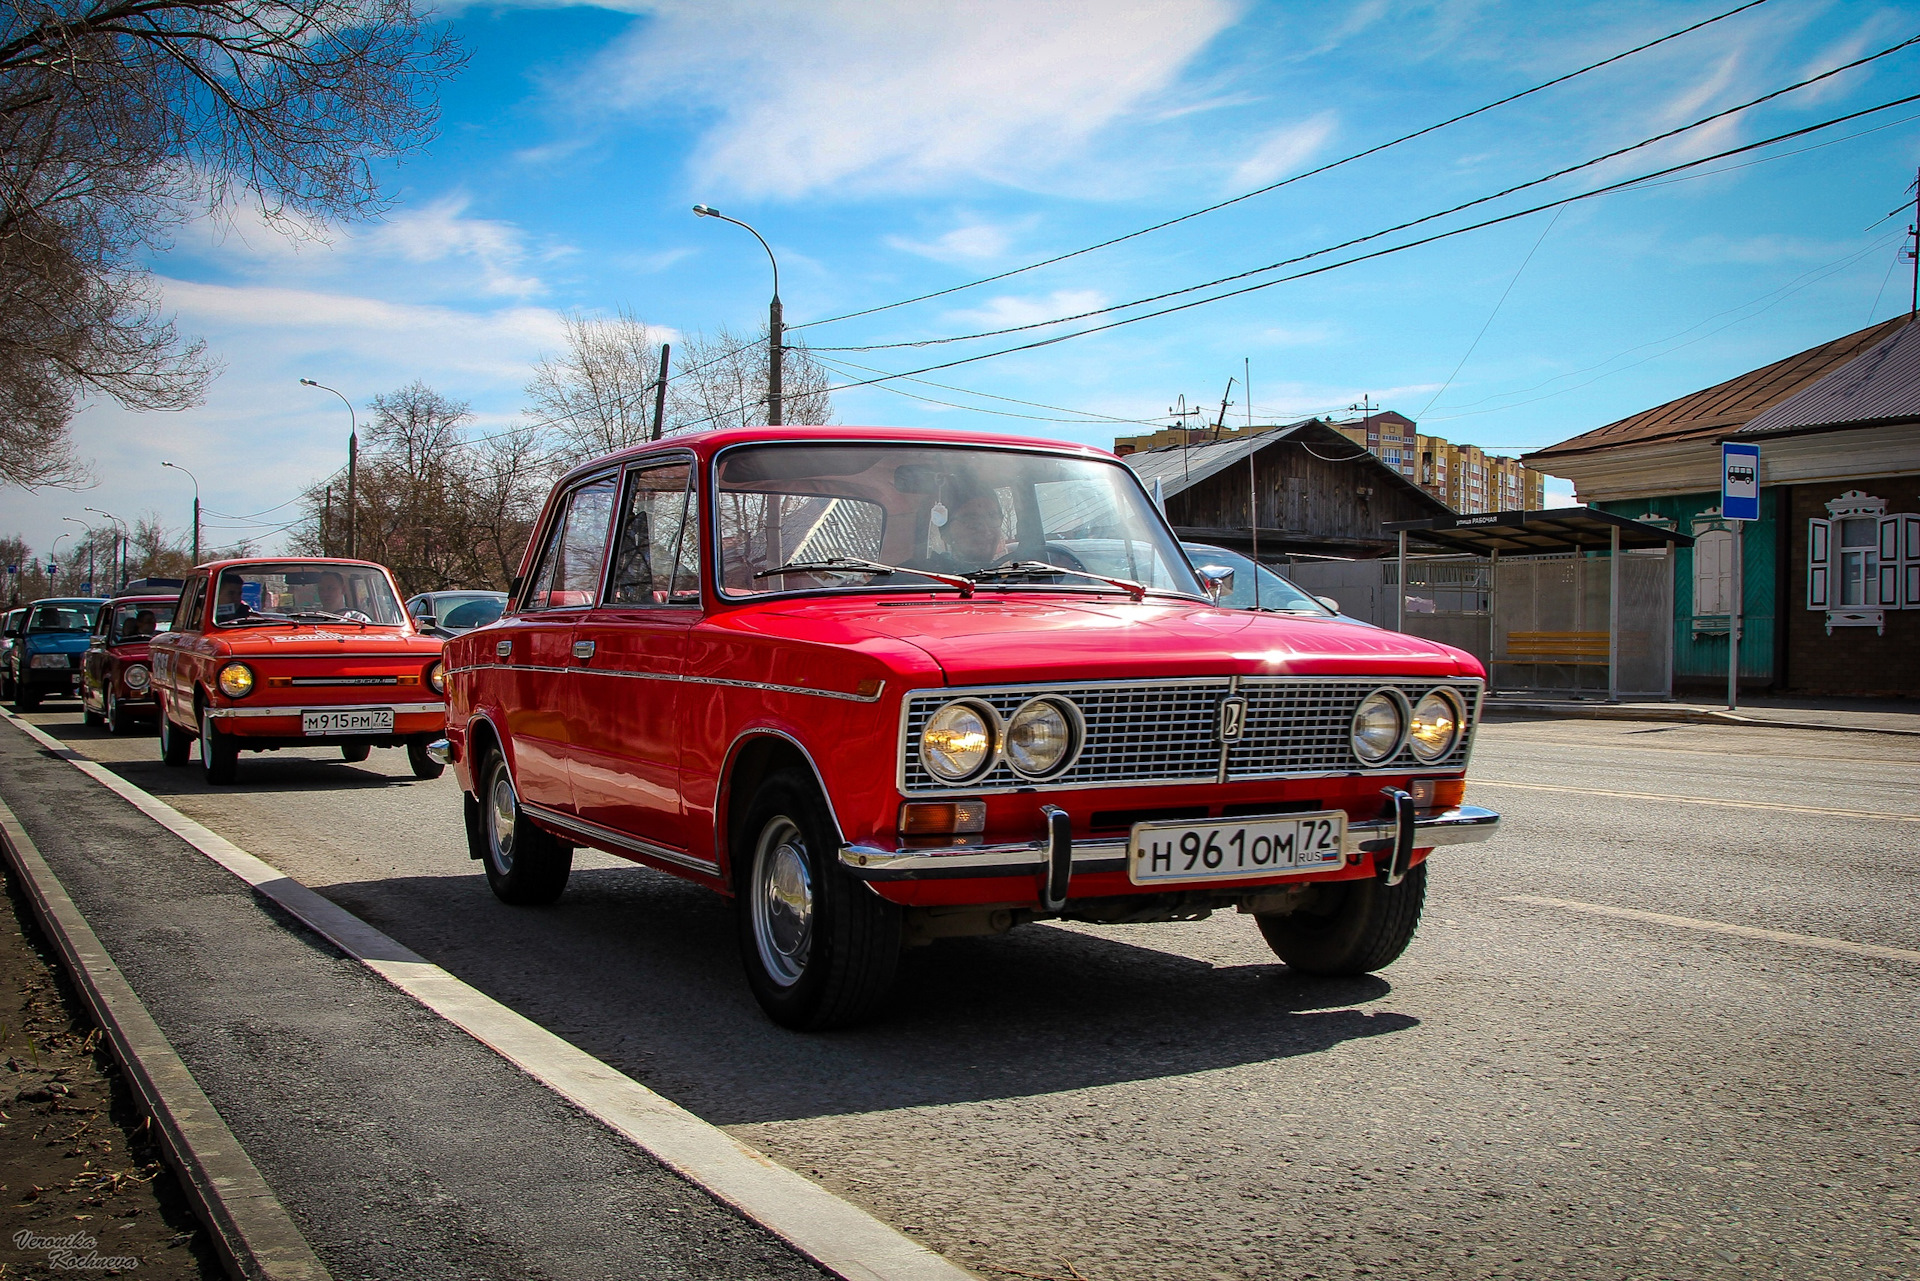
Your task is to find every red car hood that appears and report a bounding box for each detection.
[174,625,442,658]
[734,594,1480,685]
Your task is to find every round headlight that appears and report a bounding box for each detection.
[1005,697,1078,777]
[123,663,150,691]
[428,659,446,694]
[1350,689,1408,764]
[217,662,254,699]
[1408,688,1463,763]
[921,701,995,782]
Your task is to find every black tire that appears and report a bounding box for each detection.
[1255,862,1426,976]
[475,749,571,905]
[158,708,191,766]
[406,738,444,780]
[735,768,901,1031]
[13,686,41,712]
[82,701,103,726]
[199,706,238,785]
[340,742,371,763]
[105,687,136,735]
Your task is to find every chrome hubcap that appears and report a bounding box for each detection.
[487,767,517,873]
[752,817,813,988]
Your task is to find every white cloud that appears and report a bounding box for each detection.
[588,0,1243,197]
[886,217,1033,265]
[1231,112,1337,188]
[947,288,1109,331]
[367,194,549,297]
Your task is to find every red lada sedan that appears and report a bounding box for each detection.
[438,428,1499,1029]
[150,558,448,784]
[81,590,180,734]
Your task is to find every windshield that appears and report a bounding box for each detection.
[213,563,403,627]
[28,602,100,633]
[716,443,1200,599]
[1180,544,1332,615]
[434,596,505,630]
[107,601,175,641]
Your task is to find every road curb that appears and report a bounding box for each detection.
[1484,701,1920,737]
[0,790,330,1281]
[0,709,976,1281]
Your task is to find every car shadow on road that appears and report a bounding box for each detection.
[318,863,1416,1126]
[86,751,425,794]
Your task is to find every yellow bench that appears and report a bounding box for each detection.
[1498,630,1611,666]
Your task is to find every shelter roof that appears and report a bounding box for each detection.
[1381,506,1692,556]
[1523,315,1912,464]
[1738,318,1920,436]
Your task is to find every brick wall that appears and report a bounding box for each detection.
[1783,475,1920,697]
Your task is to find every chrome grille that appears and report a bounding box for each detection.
[1227,678,1478,778]
[900,677,1481,793]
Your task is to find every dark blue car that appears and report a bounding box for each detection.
[10,597,106,710]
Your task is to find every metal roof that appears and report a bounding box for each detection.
[1523,315,1911,464]
[1738,318,1920,436]
[1381,506,1692,556]
[1123,418,1446,514]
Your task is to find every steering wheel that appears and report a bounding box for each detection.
[1040,543,1088,572]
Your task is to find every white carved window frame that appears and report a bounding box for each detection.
[1808,490,1919,636]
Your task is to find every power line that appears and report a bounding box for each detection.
[807,32,1920,354]
[1415,207,1564,419]
[786,0,1776,333]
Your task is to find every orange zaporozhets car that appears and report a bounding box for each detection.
[149,558,449,784]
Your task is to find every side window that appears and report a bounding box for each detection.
[523,477,618,611]
[606,462,700,606]
[177,576,206,630]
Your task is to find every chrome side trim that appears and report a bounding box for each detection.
[523,801,720,875]
[205,701,446,719]
[839,805,1499,881]
[442,663,884,703]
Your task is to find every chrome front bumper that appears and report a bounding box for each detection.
[840,804,1500,883]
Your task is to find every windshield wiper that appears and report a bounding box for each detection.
[217,613,300,628]
[281,610,370,628]
[754,557,975,597]
[969,560,1148,602]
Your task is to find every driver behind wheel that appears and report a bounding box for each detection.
[917,487,1011,575]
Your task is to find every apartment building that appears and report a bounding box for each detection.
[1327,411,1546,514]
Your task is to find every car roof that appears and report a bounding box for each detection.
[550,425,1118,491]
[192,557,391,574]
[106,594,179,606]
[31,597,107,606]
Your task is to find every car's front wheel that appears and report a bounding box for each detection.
[1255,862,1426,975]
[105,687,135,736]
[12,684,41,712]
[735,769,900,1031]
[339,742,371,763]
[474,749,571,905]
[158,708,191,765]
[199,707,238,785]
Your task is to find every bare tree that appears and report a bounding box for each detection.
[1,0,465,489]
[524,313,835,470]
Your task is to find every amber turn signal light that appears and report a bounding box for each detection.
[1411,777,1466,811]
[898,800,987,835]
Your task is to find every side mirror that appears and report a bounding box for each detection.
[1196,565,1235,602]
[416,613,436,628]
[1316,596,1340,614]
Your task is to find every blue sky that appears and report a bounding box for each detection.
[8,0,1920,560]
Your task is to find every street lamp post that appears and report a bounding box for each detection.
[692,204,783,426]
[49,533,69,592]
[300,379,358,556]
[62,517,91,593]
[161,461,201,566]
[84,507,128,590]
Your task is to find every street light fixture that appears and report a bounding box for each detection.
[692,204,784,426]
[161,461,202,566]
[84,507,128,590]
[61,517,93,593]
[300,378,358,556]
[49,533,70,588]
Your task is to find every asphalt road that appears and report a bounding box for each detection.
[18,706,1919,1281]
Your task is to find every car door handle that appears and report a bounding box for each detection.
[572,639,595,661]
[496,639,512,658]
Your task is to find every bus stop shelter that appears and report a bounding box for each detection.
[1381,507,1693,701]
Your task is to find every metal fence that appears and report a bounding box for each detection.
[1285,550,1674,699]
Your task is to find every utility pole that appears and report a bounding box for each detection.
[651,343,671,441]
[1907,166,1919,319]
[323,486,333,557]
[1211,377,1236,442]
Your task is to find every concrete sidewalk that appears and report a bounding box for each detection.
[0,718,833,1281]
[1484,693,1920,736]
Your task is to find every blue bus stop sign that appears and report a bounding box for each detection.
[1722,442,1760,521]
